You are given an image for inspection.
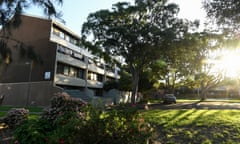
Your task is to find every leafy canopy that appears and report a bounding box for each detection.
[0,0,63,28]
[203,0,240,30]
[82,0,199,103]
[0,0,63,64]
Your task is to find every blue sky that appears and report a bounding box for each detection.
[25,0,206,35]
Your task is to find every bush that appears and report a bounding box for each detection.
[3,108,29,129]
[42,106,151,144]
[13,93,152,144]
[40,93,86,123]
[77,107,152,144]
[13,119,52,144]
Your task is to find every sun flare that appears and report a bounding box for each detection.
[216,50,240,78]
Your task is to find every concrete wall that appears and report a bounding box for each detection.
[0,81,62,106]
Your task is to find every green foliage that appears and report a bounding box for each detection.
[43,112,83,144]
[103,80,119,91]
[103,69,132,91]
[203,0,240,29]
[13,93,152,144]
[82,0,198,103]
[3,108,29,129]
[74,106,152,144]
[0,0,63,28]
[13,119,52,144]
[0,0,62,66]
[40,93,87,123]
[117,70,132,91]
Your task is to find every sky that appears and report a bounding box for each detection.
[25,0,206,36]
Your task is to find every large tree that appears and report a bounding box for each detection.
[203,0,240,48]
[82,0,198,103]
[0,0,63,27]
[203,0,240,30]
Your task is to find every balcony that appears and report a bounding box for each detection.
[54,74,86,87]
[56,52,87,69]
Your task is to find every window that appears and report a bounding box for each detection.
[70,37,77,44]
[53,27,60,36]
[57,63,64,74]
[106,65,115,73]
[57,45,65,53]
[97,74,103,82]
[69,67,77,77]
[106,76,115,82]
[88,72,103,82]
[78,68,84,79]
[72,52,84,61]
[59,31,65,39]
[88,72,97,81]
[57,62,85,79]
[63,65,69,75]
[93,88,103,97]
[65,35,70,42]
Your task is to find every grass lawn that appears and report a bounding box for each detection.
[142,109,240,144]
[0,106,44,113]
[0,106,44,118]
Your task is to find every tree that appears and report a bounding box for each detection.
[82,0,197,103]
[0,0,63,64]
[147,31,214,93]
[203,0,240,30]
[203,0,240,49]
[0,0,63,28]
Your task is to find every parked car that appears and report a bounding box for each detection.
[162,94,176,104]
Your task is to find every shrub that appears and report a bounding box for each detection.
[41,106,152,144]
[40,92,86,123]
[13,93,152,144]
[3,108,29,128]
[13,119,52,144]
[53,106,152,144]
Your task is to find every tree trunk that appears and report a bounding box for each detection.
[131,68,139,104]
[200,89,207,101]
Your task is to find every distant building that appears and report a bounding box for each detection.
[0,15,120,106]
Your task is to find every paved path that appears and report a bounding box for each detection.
[147,101,240,110]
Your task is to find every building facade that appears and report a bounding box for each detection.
[0,15,120,106]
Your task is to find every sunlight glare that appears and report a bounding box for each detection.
[217,50,240,78]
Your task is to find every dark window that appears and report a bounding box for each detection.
[97,74,103,82]
[57,63,64,74]
[95,88,103,97]
[78,68,84,79]
[90,88,103,97]
[57,62,85,79]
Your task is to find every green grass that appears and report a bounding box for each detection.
[0,106,44,117]
[142,109,240,144]
[0,111,5,117]
[0,106,44,112]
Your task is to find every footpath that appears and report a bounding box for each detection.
[147,101,240,110]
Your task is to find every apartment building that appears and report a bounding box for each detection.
[0,15,120,106]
